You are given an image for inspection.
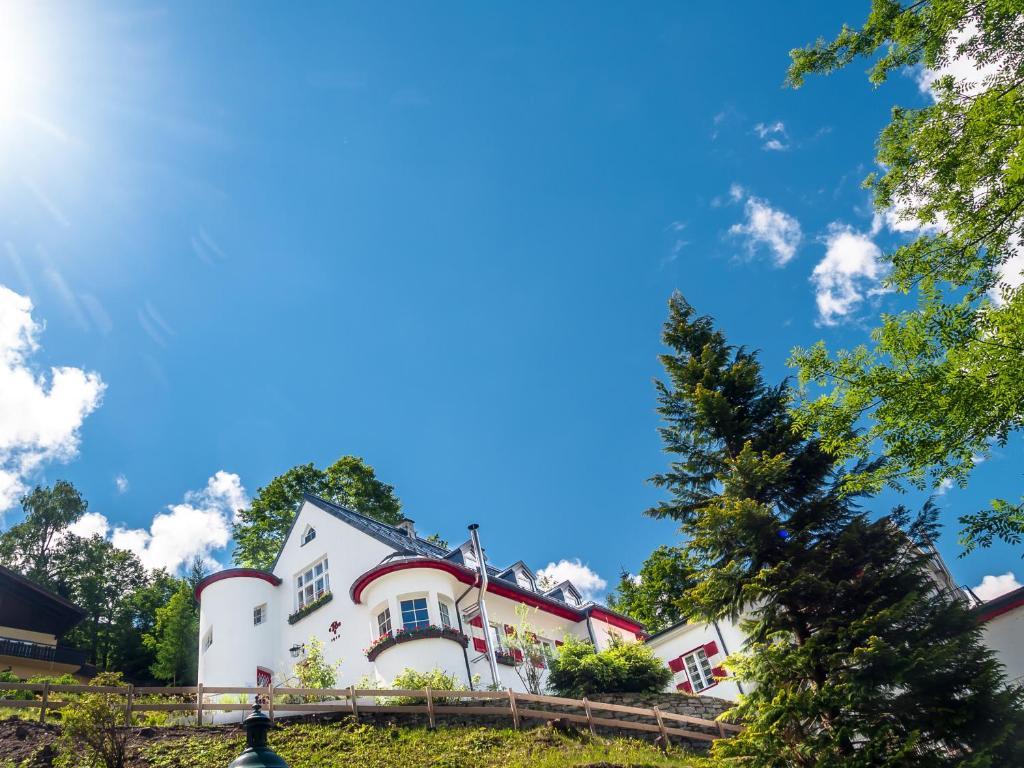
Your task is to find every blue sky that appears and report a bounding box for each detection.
[0,1,1020,602]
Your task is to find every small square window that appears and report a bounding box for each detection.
[202,628,213,653]
[301,527,316,545]
[254,604,267,626]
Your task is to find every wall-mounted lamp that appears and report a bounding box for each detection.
[288,643,306,658]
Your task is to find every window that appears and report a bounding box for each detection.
[400,597,430,630]
[438,601,452,629]
[202,628,213,653]
[254,604,266,626]
[377,607,392,637]
[301,526,316,545]
[295,557,330,609]
[683,648,715,692]
[487,623,506,652]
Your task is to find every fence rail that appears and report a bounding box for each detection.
[0,683,742,744]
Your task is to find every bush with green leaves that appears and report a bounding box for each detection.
[56,672,130,768]
[547,637,671,698]
[294,637,340,692]
[362,666,472,704]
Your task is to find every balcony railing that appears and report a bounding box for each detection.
[0,637,87,667]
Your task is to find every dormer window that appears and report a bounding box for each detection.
[301,526,316,546]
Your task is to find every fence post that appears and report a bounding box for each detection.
[349,685,359,721]
[196,682,204,726]
[426,687,435,729]
[266,683,274,723]
[582,697,596,735]
[39,682,50,724]
[125,684,134,725]
[652,706,670,747]
[507,688,520,730]
[716,720,725,738]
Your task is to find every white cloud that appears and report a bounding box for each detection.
[811,224,884,325]
[67,511,111,539]
[114,473,129,494]
[729,183,745,202]
[536,559,607,603]
[935,477,954,495]
[0,285,105,513]
[729,195,802,266]
[972,571,1022,602]
[106,471,248,573]
[753,121,789,151]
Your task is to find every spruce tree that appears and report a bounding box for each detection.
[650,294,1024,767]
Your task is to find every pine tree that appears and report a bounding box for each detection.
[144,583,198,685]
[650,294,1024,767]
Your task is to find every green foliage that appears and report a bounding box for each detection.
[144,582,199,685]
[650,295,1024,766]
[787,0,1024,556]
[294,637,340,692]
[383,666,469,704]
[503,604,553,695]
[56,672,130,768]
[608,545,693,633]
[547,636,671,698]
[141,721,713,768]
[0,480,87,583]
[232,455,403,569]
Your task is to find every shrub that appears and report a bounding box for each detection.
[547,637,671,698]
[383,667,470,704]
[56,672,130,768]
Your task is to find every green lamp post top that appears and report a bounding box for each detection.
[228,704,289,768]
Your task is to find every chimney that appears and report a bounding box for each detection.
[396,517,417,539]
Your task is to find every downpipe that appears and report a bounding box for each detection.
[468,523,501,688]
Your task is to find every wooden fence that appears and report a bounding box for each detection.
[0,683,742,744]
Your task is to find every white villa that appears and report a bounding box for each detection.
[195,494,645,695]
[196,493,1022,704]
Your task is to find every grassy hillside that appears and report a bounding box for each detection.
[1,720,717,768]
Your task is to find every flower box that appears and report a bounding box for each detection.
[364,625,468,661]
[287,591,333,625]
[495,651,518,667]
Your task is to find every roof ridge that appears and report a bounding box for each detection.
[302,492,449,556]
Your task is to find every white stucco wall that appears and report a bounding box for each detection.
[645,619,745,702]
[981,605,1024,686]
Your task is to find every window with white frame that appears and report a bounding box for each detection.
[377,607,392,637]
[438,600,452,628]
[400,597,429,630]
[487,623,506,652]
[683,648,715,692]
[301,526,316,545]
[253,604,267,626]
[295,557,330,609]
[202,628,213,653]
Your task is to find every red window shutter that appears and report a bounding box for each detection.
[554,640,563,647]
[703,641,719,657]
[472,637,487,653]
[676,681,692,693]
[504,624,515,635]
[711,666,726,679]
[667,656,685,673]
[469,616,483,628]
[513,649,524,663]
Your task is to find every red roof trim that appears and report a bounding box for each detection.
[195,569,282,601]
[587,607,645,633]
[977,593,1024,623]
[349,559,581,621]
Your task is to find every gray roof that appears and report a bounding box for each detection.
[302,494,450,559]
